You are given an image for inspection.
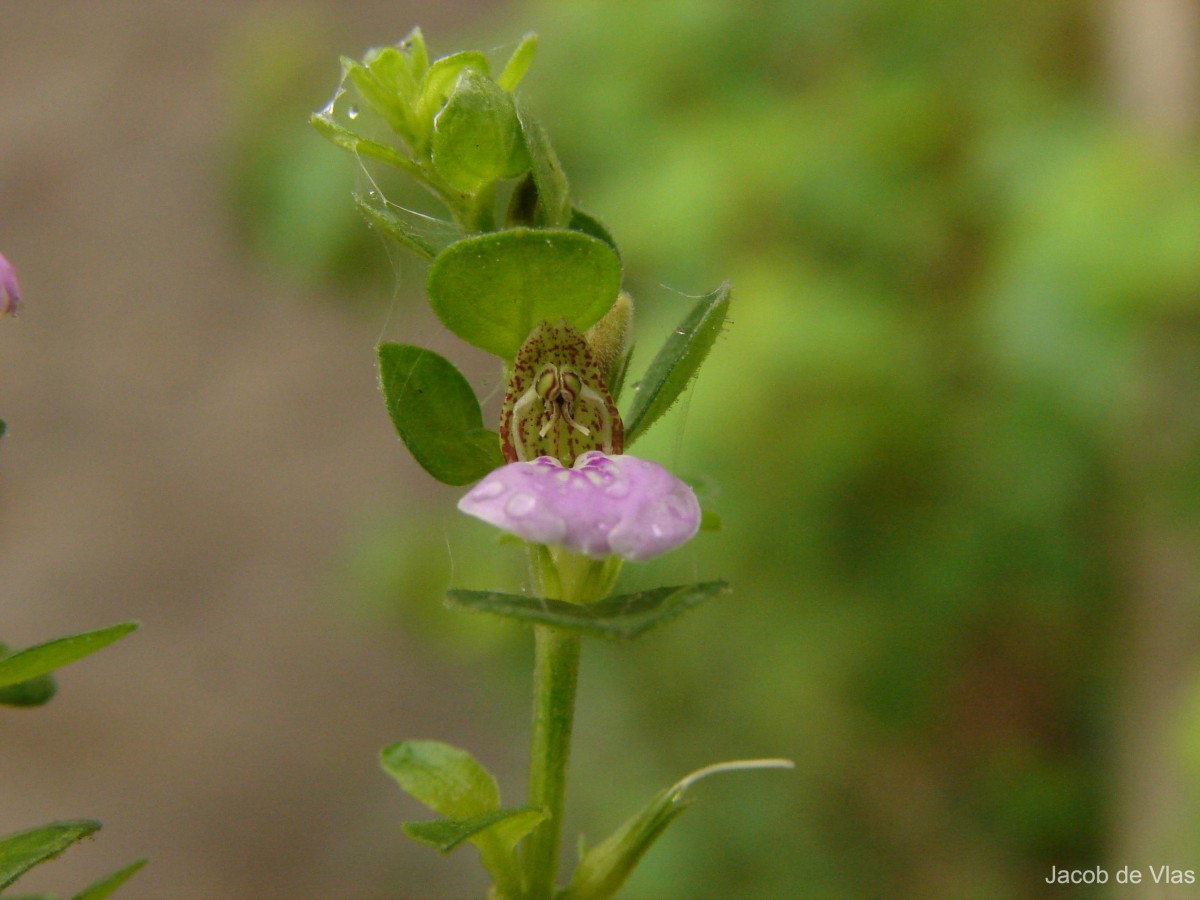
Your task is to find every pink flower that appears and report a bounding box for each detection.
[0,251,20,317]
[458,451,700,561]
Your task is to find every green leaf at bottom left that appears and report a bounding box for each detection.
[72,857,148,900]
[0,820,100,891]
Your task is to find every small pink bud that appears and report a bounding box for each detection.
[0,251,21,317]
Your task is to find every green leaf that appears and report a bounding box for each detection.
[0,623,138,690]
[561,760,794,900]
[568,207,619,257]
[381,741,531,896]
[624,282,731,447]
[310,113,424,178]
[402,807,544,853]
[0,672,56,707]
[431,69,527,195]
[497,33,538,92]
[342,55,414,140]
[72,858,148,900]
[427,229,621,360]
[380,740,500,820]
[516,100,570,227]
[0,821,101,891]
[417,51,490,128]
[353,193,438,260]
[445,581,729,640]
[377,343,504,485]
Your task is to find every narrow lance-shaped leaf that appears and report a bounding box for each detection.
[427,229,620,360]
[624,282,731,447]
[560,760,795,900]
[310,113,424,178]
[496,33,538,92]
[516,99,570,228]
[377,343,504,486]
[445,582,729,640]
[0,820,101,891]
[72,858,149,900]
[0,622,138,689]
[353,193,438,260]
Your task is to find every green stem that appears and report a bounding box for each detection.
[523,624,582,899]
[519,549,619,899]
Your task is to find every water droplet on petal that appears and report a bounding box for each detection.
[347,104,360,119]
[470,480,506,500]
[604,478,631,498]
[505,492,537,517]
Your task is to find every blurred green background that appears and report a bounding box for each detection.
[4,1,1200,897]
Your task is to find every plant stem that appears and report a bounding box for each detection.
[524,623,582,899]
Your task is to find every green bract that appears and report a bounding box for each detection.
[427,229,622,360]
[624,282,731,447]
[431,69,528,194]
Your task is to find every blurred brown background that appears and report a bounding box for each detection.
[0,3,512,898]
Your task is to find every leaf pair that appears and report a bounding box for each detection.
[446,581,728,641]
[381,741,543,897]
[377,281,731,487]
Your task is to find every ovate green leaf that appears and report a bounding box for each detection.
[382,740,530,896]
[427,229,621,360]
[380,740,500,820]
[377,344,504,485]
[624,282,731,447]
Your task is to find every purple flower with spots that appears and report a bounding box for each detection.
[458,451,701,562]
[0,251,19,317]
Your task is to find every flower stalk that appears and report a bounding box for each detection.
[521,547,616,898]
